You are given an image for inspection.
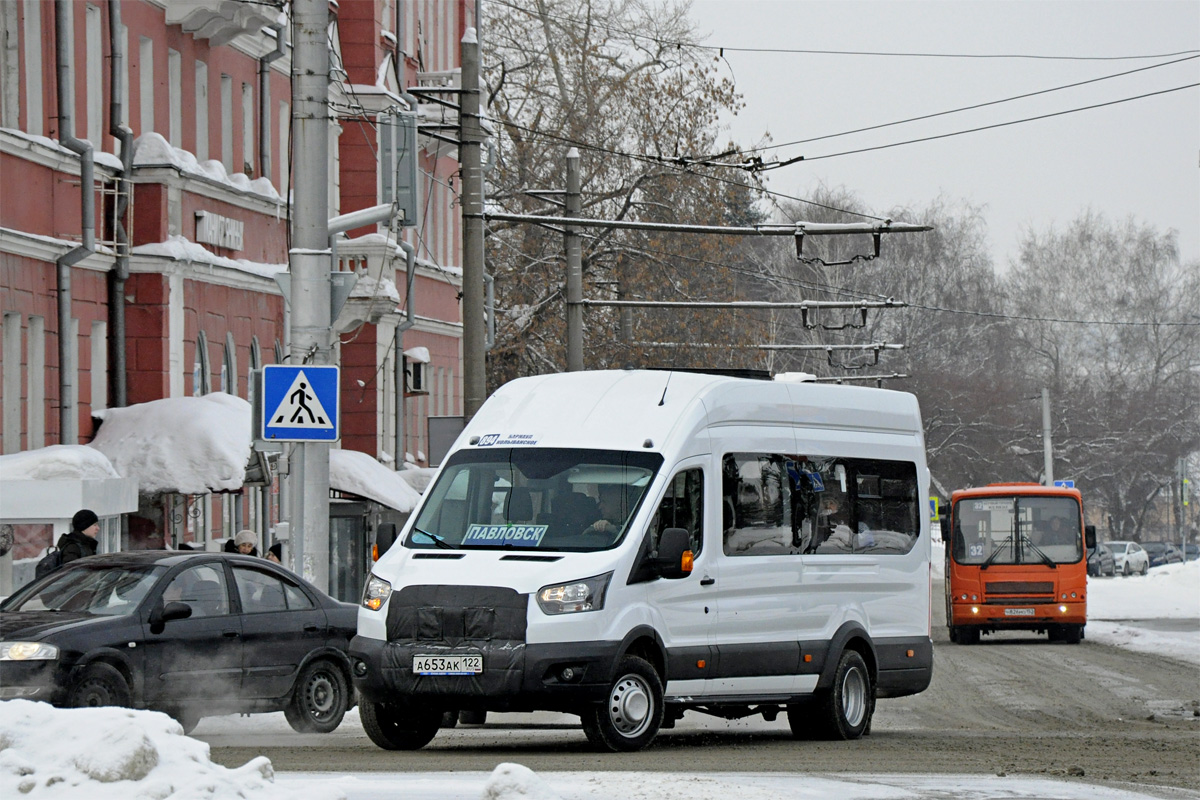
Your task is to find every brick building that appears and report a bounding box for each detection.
[0,0,472,592]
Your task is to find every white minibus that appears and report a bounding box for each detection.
[350,369,933,751]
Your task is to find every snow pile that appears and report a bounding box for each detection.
[330,449,422,512]
[1089,559,1200,619]
[398,464,439,494]
[133,133,283,201]
[0,700,343,800]
[132,235,287,279]
[481,763,561,800]
[347,273,401,303]
[0,445,121,481]
[90,393,252,496]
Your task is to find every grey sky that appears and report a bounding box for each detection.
[688,0,1199,272]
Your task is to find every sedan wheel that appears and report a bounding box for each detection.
[285,660,349,733]
[68,663,131,709]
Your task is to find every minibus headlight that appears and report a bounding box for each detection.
[537,572,612,615]
[362,575,393,611]
[1,642,59,661]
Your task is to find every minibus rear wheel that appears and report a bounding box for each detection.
[580,655,664,752]
[359,699,441,750]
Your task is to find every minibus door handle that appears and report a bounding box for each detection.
[700,576,715,586]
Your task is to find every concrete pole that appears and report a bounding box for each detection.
[460,29,486,420]
[565,149,583,371]
[1041,388,1054,485]
[288,0,332,590]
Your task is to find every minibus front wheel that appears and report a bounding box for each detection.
[580,655,664,752]
[359,699,442,750]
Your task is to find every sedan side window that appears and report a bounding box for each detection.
[233,567,288,613]
[162,564,230,618]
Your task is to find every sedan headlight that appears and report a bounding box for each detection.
[1,642,59,661]
[361,575,392,611]
[537,572,612,615]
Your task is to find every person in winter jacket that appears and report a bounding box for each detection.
[58,509,100,565]
[231,529,259,557]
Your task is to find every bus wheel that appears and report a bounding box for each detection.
[813,650,873,740]
[359,699,441,750]
[580,656,663,752]
[1063,624,1083,644]
[957,627,980,645]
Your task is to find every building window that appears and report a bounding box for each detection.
[90,320,107,412]
[278,100,289,197]
[139,37,153,136]
[168,49,181,148]
[273,338,283,365]
[27,316,45,448]
[248,336,261,406]
[241,82,254,176]
[220,74,232,172]
[195,60,209,160]
[21,0,42,135]
[223,332,237,396]
[0,0,19,128]
[2,313,20,454]
[85,4,102,148]
[193,331,210,396]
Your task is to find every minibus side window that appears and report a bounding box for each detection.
[649,469,704,556]
[722,453,919,556]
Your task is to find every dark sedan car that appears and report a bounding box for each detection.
[1087,542,1115,577]
[1141,541,1171,568]
[0,551,357,734]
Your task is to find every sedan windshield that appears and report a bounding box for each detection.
[5,565,163,615]
[953,496,1083,566]
[406,448,663,552]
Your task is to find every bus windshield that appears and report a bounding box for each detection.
[406,448,663,552]
[953,495,1083,566]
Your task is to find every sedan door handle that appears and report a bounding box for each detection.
[222,630,240,638]
[700,577,715,586]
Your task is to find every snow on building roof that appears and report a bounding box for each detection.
[0,445,121,481]
[89,393,253,496]
[132,132,282,201]
[132,235,287,279]
[330,449,422,512]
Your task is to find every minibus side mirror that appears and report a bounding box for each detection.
[374,522,398,561]
[1084,525,1096,549]
[656,528,693,580]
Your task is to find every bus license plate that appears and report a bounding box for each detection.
[413,655,483,675]
[1004,608,1035,616]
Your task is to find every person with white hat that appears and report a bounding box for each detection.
[231,529,258,557]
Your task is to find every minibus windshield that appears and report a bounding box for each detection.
[953,496,1083,566]
[406,448,663,552]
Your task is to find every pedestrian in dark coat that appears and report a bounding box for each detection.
[58,509,100,565]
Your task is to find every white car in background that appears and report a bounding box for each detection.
[1105,541,1150,576]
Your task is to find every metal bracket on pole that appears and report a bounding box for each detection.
[795,225,883,267]
[273,271,360,323]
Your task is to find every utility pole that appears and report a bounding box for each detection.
[460,28,486,420]
[288,0,332,590]
[565,149,583,371]
[1041,388,1054,485]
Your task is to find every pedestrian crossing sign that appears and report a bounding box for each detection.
[261,365,340,442]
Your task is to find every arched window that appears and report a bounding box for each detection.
[193,331,210,396]
[273,338,283,364]
[223,332,237,395]
[248,336,262,403]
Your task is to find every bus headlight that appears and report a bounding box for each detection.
[537,572,612,615]
[1059,605,1068,613]
[362,575,392,611]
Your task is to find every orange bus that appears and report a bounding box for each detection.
[942,483,1096,644]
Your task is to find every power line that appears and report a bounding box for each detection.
[484,0,1200,62]
[707,54,1199,161]
[773,82,1199,168]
